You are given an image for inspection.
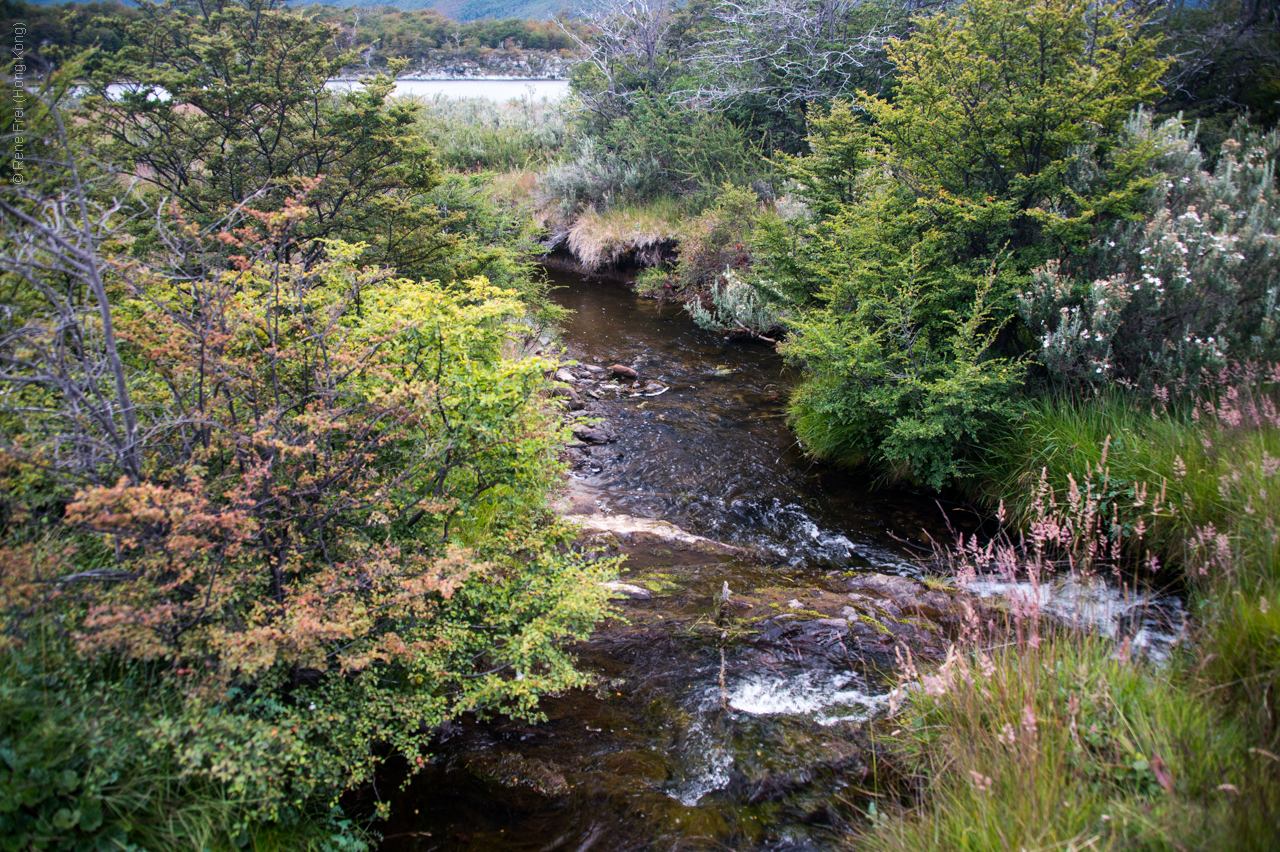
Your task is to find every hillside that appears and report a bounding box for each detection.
[291,0,584,21]
[15,0,590,21]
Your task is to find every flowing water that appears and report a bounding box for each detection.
[376,268,1182,852]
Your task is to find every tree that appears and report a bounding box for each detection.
[82,0,443,270]
[861,0,1167,265]
[683,0,913,115]
[773,0,1168,484]
[562,0,686,125]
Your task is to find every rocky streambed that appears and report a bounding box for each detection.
[376,269,1184,852]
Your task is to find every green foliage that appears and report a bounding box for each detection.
[1155,0,1280,136]
[769,0,1171,485]
[666,184,762,292]
[773,99,873,220]
[0,1,144,69]
[0,653,375,852]
[865,635,1249,851]
[0,10,610,842]
[602,94,767,204]
[1019,112,1280,385]
[0,201,611,843]
[82,1,442,270]
[785,250,1024,488]
[942,372,1280,849]
[863,0,1167,267]
[686,268,788,339]
[0,192,612,831]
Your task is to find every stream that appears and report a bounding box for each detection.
[375,268,1183,852]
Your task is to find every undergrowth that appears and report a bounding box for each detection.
[413,94,569,172]
[864,364,1280,849]
[864,636,1246,851]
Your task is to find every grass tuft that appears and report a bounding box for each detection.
[563,197,684,272]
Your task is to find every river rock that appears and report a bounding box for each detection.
[572,425,615,444]
[554,368,577,384]
[465,752,569,797]
[845,572,922,599]
[581,364,606,375]
[906,590,956,619]
[610,364,638,379]
[600,581,653,600]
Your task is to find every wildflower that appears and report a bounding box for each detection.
[1021,701,1038,740]
[968,770,994,793]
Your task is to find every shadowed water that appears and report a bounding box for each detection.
[548,270,959,569]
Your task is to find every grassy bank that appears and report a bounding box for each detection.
[862,374,1280,849]
[862,636,1249,851]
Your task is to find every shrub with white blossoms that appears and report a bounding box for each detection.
[1020,110,1280,385]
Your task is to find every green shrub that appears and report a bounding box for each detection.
[785,257,1024,488]
[0,186,610,845]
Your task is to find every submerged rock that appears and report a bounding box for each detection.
[464,752,570,797]
[600,580,653,600]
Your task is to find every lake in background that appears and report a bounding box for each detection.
[326,78,570,101]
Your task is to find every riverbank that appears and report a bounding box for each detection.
[859,377,1280,850]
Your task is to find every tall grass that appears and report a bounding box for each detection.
[863,636,1246,851]
[563,196,684,273]
[973,368,1280,583]
[411,94,570,172]
[863,366,1280,849]
[973,369,1280,736]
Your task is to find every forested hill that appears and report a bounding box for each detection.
[2,0,589,73]
[283,0,581,22]
[11,0,594,20]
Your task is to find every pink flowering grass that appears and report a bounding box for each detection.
[973,368,1280,727]
[859,635,1245,852]
[859,364,1280,850]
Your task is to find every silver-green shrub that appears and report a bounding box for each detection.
[685,268,789,338]
[1021,110,1280,384]
[536,137,663,217]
